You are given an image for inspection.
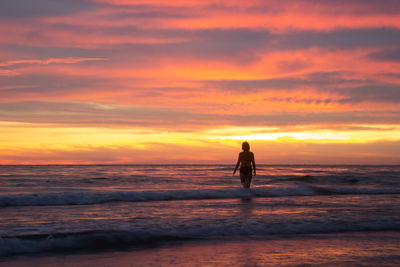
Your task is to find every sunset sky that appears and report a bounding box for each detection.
[1,0,400,164]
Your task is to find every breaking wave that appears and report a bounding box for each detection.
[1,186,399,207]
[1,221,399,257]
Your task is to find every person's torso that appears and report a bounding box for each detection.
[240,151,253,167]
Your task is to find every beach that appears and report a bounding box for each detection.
[2,232,400,266]
[1,165,400,266]
[2,0,400,265]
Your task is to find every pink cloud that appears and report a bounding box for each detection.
[1,0,400,163]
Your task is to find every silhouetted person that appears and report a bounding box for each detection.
[233,142,256,188]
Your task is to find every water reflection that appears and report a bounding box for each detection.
[239,197,254,218]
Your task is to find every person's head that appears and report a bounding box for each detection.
[242,141,250,151]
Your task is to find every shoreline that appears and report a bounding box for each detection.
[2,231,400,266]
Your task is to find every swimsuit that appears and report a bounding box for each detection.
[240,166,252,176]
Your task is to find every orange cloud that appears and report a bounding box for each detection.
[1,0,400,163]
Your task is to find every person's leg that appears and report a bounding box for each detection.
[245,174,252,188]
[240,173,246,188]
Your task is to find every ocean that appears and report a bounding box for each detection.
[1,165,400,265]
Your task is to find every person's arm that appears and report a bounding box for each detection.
[233,153,241,175]
[252,153,256,176]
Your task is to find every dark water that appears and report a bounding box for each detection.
[0,165,399,257]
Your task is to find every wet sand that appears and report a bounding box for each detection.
[1,231,400,267]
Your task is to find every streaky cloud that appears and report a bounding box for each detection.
[1,101,400,128]
[205,71,365,91]
[0,57,108,68]
[367,48,400,62]
[0,0,96,18]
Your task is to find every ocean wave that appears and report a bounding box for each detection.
[274,175,368,184]
[1,186,400,207]
[1,221,399,257]
[0,187,313,207]
[309,186,400,195]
